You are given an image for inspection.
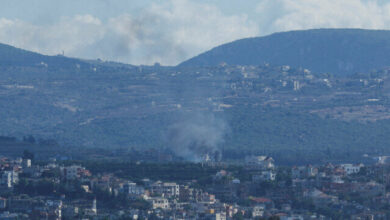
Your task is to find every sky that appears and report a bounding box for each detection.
[1,0,390,65]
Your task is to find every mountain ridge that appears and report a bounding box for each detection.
[180,28,390,75]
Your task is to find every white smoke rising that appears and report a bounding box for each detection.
[167,112,228,162]
[0,0,258,65]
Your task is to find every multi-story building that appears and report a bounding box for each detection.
[122,181,145,196]
[150,197,169,210]
[1,171,18,188]
[151,181,180,197]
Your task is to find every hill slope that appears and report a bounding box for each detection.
[2,41,390,163]
[180,29,390,75]
[0,43,91,68]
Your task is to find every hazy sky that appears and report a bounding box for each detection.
[1,0,389,65]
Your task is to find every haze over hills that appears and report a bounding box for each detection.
[2,29,390,164]
[180,29,390,75]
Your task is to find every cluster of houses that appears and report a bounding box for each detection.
[0,154,390,219]
[0,157,97,219]
[289,162,390,219]
[0,157,30,189]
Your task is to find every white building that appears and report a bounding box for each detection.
[340,164,363,175]
[1,171,18,188]
[92,199,97,214]
[1,173,11,188]
[252,205,265,218]
[122,182,145,196]
[150,197,169,210]
[22,159,31,168]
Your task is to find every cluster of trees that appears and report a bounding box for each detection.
[14,179,84,197]
[224,106,389,165]
[78,161,220,184]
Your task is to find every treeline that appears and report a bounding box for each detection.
[0,135,64,159]
[0,135,59,146]
[78,161,221,184]
[223,106,389,164]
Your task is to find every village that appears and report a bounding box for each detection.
[0,153,389,220]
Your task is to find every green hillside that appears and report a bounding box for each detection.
[180,29,390,75]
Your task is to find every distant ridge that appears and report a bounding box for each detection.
[179,29,390,75]
[0,43,89,68]
[0,43,140,71]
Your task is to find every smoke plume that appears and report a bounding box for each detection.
[167,112,228,162]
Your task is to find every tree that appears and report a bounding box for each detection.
[22,149,34,160]
[23,135,36,144]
